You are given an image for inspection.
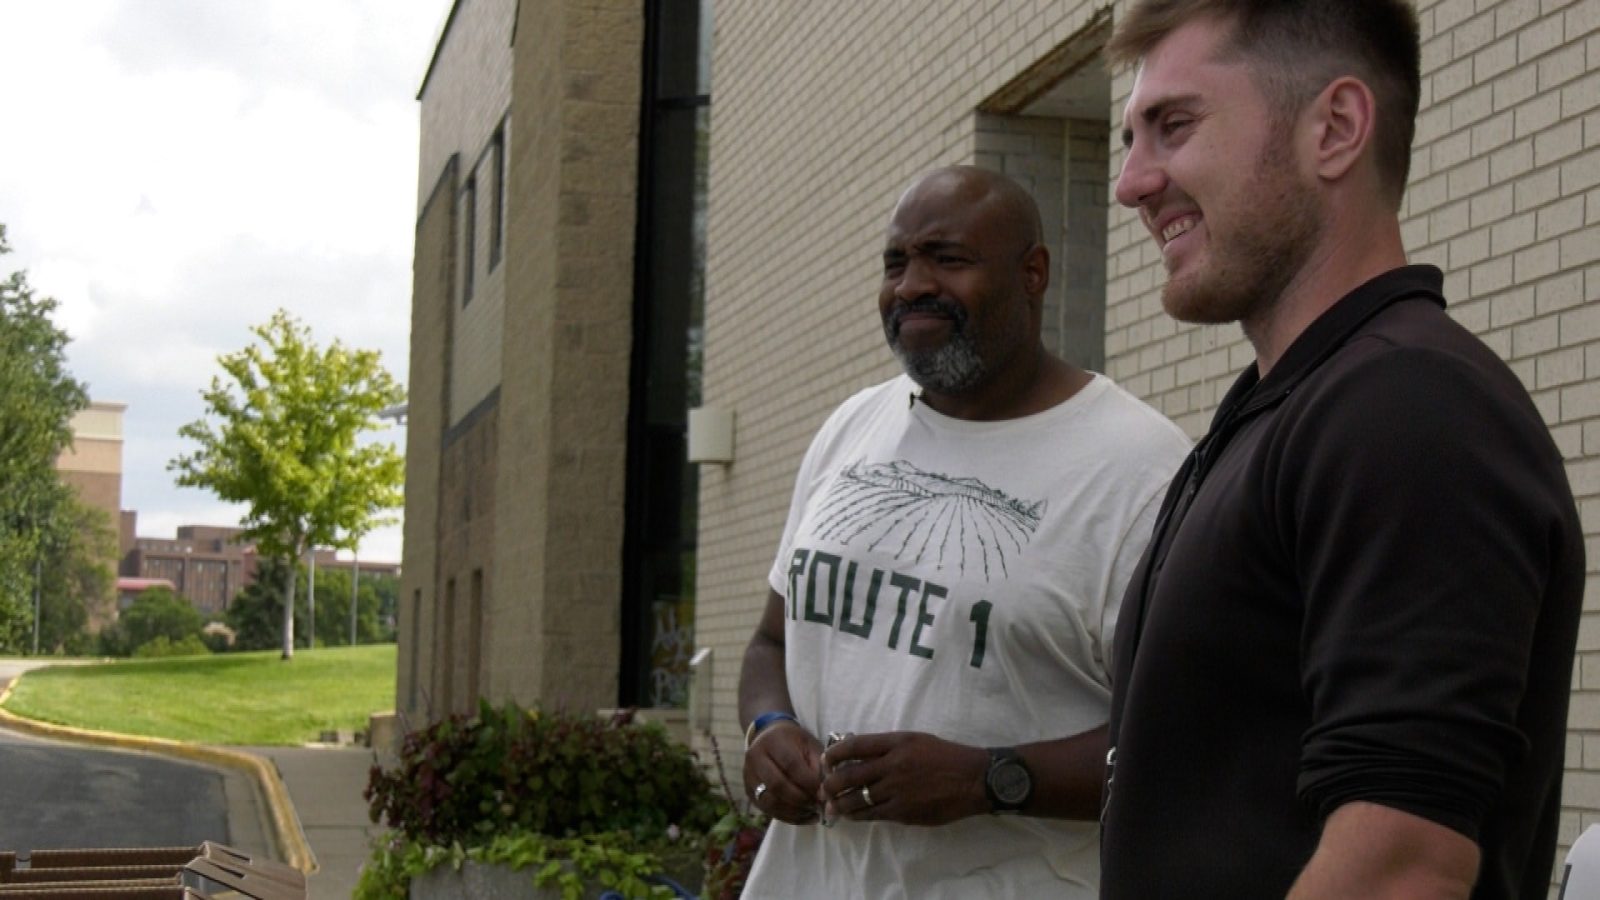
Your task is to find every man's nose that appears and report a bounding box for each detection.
[894,257,937,301]
[1114,140,1163,211]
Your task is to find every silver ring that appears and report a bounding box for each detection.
[754,783,768,802]
[861,785,874,808]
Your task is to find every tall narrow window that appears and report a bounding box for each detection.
[461,178,477,306]
[408,589,422,712]
[489,126,506,271]
[437,578,456,716]
[467,568,484,702]
[620,0,713,708]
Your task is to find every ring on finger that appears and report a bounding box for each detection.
[861,785,874,808]
[754,783,768,802]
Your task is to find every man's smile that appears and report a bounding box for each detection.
[887,300,966,342]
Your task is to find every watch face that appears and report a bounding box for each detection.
[991,760,1031,805]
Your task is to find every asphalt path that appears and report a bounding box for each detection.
[0,726,232,850]
[0,659,265,856]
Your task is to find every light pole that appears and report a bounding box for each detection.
[349,551,359,647]
[31,554,41,656]
[308,549,317,649]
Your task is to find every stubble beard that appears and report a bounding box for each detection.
[884,299,987,395]
[1161,140,1323,328]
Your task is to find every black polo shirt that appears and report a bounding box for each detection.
[1101,266,1584,899]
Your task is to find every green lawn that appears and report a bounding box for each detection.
[1,645,396,745]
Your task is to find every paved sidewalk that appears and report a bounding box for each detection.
[248,745,383,900]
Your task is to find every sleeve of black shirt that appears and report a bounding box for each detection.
[1278,342,1571,841]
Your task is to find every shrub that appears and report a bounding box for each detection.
[699,735,768,900]
[365,701,721,847]
[99,588,205,657]
[355,830,687,900]
[132,634,212,658]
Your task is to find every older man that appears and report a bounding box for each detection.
[1103,2,1584,898]
[736,166,1189,897]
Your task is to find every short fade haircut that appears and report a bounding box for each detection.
[1107,0,1421,209]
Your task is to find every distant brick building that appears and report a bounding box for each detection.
[54,401,126,550]
[120,521,399,617]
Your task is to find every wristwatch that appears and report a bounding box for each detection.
[984,747,1032,813]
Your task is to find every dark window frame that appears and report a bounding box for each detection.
[489,124,506,271]
[461,177,477,306]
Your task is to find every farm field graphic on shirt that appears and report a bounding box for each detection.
[812,460,1044,580]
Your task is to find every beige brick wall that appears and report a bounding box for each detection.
[698,0,1600,883]
[417,0,516,426]
[485,0,644,712]
[417,0,515,219]
[398,157,455,722]
[406,0,643,720]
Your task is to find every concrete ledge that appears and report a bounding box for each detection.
[0,672,317,875]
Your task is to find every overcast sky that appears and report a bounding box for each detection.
[0,0,451,564]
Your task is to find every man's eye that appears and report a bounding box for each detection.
[937,255,969,266]
[884,262,905,276]
[1160,117,1192,137]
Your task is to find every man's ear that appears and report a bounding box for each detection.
[1021,243,1050,299]
[1310,76,1376,184]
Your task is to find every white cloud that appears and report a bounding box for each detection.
[0,0,444,562]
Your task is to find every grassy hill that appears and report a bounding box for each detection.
[1,645,396,745]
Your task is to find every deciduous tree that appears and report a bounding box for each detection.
[0,224,89,652]
[36,498,116,654]
[169,310,404,659]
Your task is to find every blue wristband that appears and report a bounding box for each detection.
[745,711,798,749]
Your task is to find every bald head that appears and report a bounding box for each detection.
[893,166,1044,255]
[879,165,1055,407]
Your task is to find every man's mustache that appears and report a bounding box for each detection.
[885,298,968,338]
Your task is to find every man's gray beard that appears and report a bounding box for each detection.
[893,332,986,394]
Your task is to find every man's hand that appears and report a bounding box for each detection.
[744,722,824,824]
[817,731,988,826]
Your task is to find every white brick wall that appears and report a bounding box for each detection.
[700,0,1599,888]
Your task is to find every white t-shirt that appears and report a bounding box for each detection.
[743,373,1190,899]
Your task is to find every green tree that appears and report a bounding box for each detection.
[36,498,116,655]
[224,560,396,651]
[225,558,308,652]
[308,567,396,646]
[169,310,404,659]
[100,587,205,657]
[0,223,90,653]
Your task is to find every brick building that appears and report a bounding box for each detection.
[120,524,262,616]
[401,0,709,720]
[54,401,126,546]
[121,522,400,616]
[400,0,1600,880]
